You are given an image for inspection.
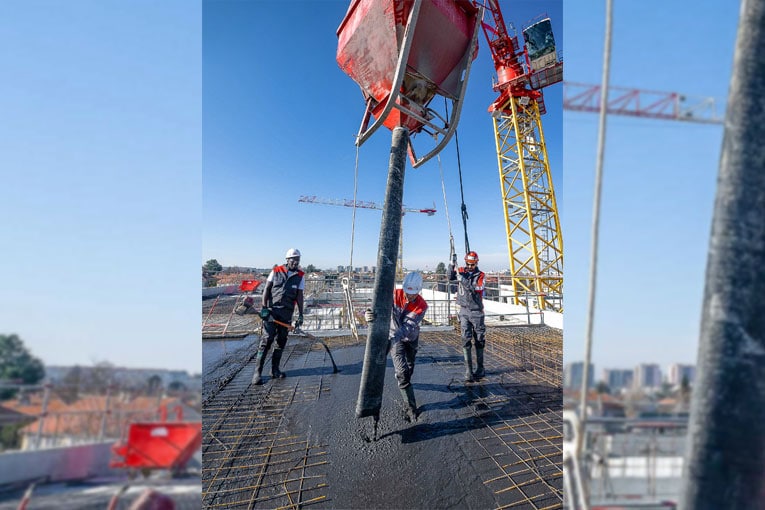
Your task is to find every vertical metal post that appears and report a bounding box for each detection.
[680,1,765,508]
[356,127,409,418]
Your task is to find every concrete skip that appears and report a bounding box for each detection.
[0,442,119,486]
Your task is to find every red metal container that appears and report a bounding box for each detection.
[110,422,202,472]
[337,0,479,133]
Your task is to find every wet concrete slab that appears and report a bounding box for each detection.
[202,327,562,509]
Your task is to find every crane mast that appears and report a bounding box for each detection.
[481,2,563,311]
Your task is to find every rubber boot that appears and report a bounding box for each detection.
[271,348,286,379]
[399,385,419,422]
[474,346,485,379]
[252,350,266,385]
[462,347,474,382]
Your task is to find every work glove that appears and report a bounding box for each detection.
[364,309,375,323]
[259,307,270,319]
[452,253,458,265]
[294,313,304,328]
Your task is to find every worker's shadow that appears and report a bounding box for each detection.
[378,382,543,443]
[412,382,506,413]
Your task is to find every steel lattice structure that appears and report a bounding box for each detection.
[493,96,563,311]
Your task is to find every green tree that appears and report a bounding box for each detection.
[0,334,45,399]
[147,374,163,396]
[204,259,223,272]
[167,380,187,394]
[595,380,611,394]
[435,262,446,274]
[305,264,317,273]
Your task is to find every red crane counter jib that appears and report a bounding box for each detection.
[337,0,480,166]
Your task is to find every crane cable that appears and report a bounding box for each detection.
[454,130,471,255]
[443,96,471,254]
[437,152,456,319]
[437,153,456,262]
[344,144,361,341]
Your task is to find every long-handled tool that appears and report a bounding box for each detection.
[269,317,339,373]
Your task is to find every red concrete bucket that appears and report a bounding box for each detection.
[337,0,479,135]
[110,422,202,472]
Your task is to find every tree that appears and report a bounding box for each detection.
[435,262,446,274]
[305,264,317,273]
[204,259,223,272]
[59,365,83,403]
[167,380,187,395]
[147,374,163,396]
[0,334,45,399]
[595,380,611,394]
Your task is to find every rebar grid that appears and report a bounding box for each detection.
[202,325,560,509]
[424,327,562,509]
[202,364,332,509]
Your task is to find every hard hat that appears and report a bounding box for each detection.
[285,248,301,259]
[403,272,423,294]
[465,251,479,263]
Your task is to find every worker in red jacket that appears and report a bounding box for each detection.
[252,248,305,385]
[366,271,428,422]
[449,251,486,382]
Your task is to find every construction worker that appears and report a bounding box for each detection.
[365,271,428,422]
[252,248,305,385]
[449,251,486,382]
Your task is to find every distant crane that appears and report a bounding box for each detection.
[297,195,436,277]
[563,82,724,124]
[481,3,564,311]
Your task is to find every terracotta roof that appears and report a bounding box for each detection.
[19,396,193,438]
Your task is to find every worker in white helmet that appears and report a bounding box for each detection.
[365,271,428,422]
[252,248,305,385]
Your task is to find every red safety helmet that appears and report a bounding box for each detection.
[465,251,479,264]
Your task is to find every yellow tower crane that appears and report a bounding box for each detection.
[481,5,564,311]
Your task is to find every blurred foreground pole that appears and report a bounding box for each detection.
[680,1,765,508]
[356,127,408,418]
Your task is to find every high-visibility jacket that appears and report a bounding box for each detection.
[389,289,428,344]
[449,265,485,313]
[268,265,305,322]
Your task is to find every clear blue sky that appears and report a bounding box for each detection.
[203,0,562,273]
[0,2,202,374]
[563,2,740,375]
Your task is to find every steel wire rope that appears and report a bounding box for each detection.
[577,1,613,507]
[443,97,471,254]
[342,144,362,340]
[437,152,457,320]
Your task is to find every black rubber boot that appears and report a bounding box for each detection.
[474,347,485,379]
[252,350,266,385]
[271,348,286,379]
[462,347,474,382]
[399,385,419,422]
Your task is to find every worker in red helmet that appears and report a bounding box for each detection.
[449,250,486,382]
[252,248,305,385]
[365,272,428,422]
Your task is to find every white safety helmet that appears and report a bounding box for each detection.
[285,248,301,259]
[403,271,423,294]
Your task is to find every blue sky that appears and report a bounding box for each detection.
[563,1,740,374]
[0,2,202,373]
[203,0,562,273]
